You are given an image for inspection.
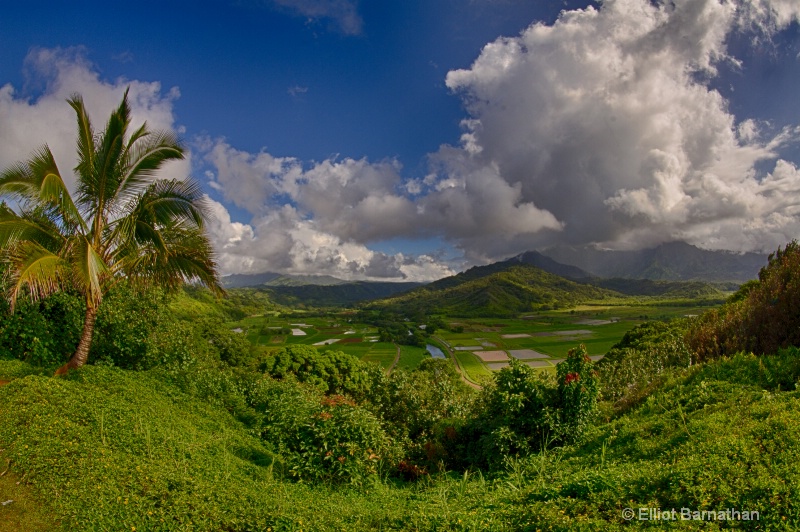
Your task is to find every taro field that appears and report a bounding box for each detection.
[228,302,716,383]
[434,303,710,383]
[226,315,421,371]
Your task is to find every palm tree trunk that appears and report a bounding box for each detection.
[55,304,99,375]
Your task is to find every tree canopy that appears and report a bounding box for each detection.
[0,89,222,373]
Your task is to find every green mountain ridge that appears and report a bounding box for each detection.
[218,244,741,311]
[266,281,423,307]
[369,264,618,316]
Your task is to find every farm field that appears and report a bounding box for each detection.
[226,314,428,371]
[227,301,718,378]
[434,302,708,377]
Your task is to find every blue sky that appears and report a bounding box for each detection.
[1,0,800,280]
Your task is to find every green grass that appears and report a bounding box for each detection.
[359,343,397,370]
[454,351,493,383]
[394,345,429,371]
[3,347,800,530]
[0,467,57,532]
[0,361,527,530]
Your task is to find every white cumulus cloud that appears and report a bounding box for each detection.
[204,197,456,280]
[442,0,800,254]
[0,47,190,192]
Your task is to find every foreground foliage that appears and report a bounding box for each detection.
[2,345,800,530]
[687,240,800,360]
[0,91,220,372]
[1,241,799,529]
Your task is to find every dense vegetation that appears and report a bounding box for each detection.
[1,242,799,529]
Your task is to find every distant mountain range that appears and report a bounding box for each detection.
[538,241,767,283]
[221,272,347,289]
[220,272,421,307]
[219,242,761,313]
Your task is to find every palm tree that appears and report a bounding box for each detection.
[0,89,222,374]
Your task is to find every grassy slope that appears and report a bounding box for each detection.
[495,353,800,530]
[1,351,799,530]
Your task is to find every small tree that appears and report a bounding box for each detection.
[686,241,800,359]
[556,344,599,441]
[0,90,222,374]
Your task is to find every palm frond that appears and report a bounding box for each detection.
[111,216,169,259]
[126,122,150,148]
[115,129,184,204]
[68,93,95,183]
[0,146,86,232]
[69,235,111,305]
[119,224,222,296]
[78,89,131,222]
[30,146,85,231]
[0,161,38,202]
[0,207,66,252]
[6,240,69,310]
[118,178,208,233]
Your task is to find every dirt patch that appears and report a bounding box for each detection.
[501,333,531,339]
[525,360,552,368]
[0,380,10,386]
[553,330,592,336]
[509,349,548,360]
[474,350,509,362]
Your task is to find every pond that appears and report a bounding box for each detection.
[426,344,446,359]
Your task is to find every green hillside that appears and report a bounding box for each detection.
[370,264,619,316]
[1,242,799,530]
[2,346,799,530]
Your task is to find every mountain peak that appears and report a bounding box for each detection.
[539,242,766,282]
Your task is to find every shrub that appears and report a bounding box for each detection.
[260,344,382,400]
[0,292,84,367]
[686,240,800,359]
[196,318,255,368]
[90,284,174,369]
[556,344,600,440]
[362,358,474,470]
[451,359,559,469]
[254,378,397,485]
[444,347,600,470]
[597,320,692,401]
